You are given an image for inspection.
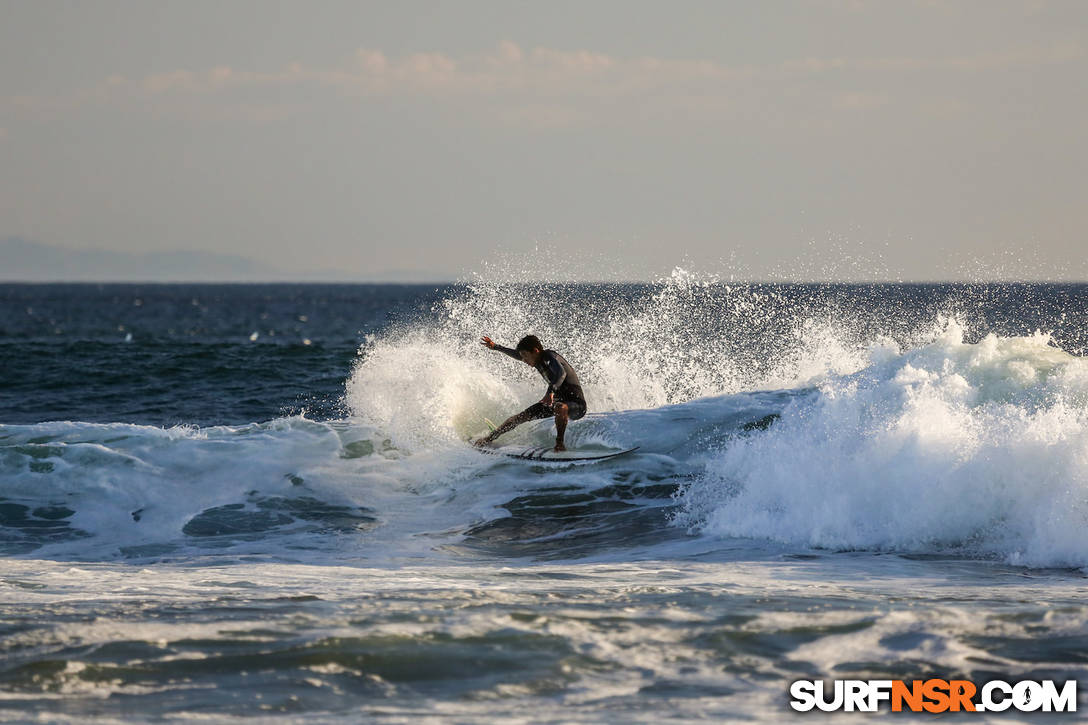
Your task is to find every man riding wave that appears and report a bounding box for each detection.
[476,334,586,452]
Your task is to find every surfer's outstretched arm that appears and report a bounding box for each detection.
[480,336,521,362]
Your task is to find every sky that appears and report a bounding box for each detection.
[1,0,1086,281]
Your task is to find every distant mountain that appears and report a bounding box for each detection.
[0,238,452,283]
[0,237,282,282]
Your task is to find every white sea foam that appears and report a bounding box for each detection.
[678,320,1088,568]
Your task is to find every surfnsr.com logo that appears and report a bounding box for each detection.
[790,679,1078,713]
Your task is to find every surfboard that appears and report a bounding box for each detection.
[477,444,639,462]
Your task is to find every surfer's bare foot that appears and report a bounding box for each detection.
[554,442,566,452]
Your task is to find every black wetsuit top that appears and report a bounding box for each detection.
[493,345,586,405]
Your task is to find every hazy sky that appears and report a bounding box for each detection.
[2,0,1086,281]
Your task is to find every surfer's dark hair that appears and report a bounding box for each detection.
[516,335,543,352]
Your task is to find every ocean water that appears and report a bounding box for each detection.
[2,275,1087,722]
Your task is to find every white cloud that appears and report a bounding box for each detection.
[2,40,1082,127]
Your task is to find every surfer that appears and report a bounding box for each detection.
[476,335,586,452]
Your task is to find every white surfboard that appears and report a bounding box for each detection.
[477,444,639,462]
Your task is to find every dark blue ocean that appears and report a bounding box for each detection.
[2,278,1087,721]
[0,284,452,426]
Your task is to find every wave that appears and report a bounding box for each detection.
[0,418,397,559]
[677,321,1088,568]
[5,273,1087,569]
[338,271,1088,568]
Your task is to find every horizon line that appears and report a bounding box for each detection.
[4,278,1088,286]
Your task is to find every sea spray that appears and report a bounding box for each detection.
[345,268,903,446]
